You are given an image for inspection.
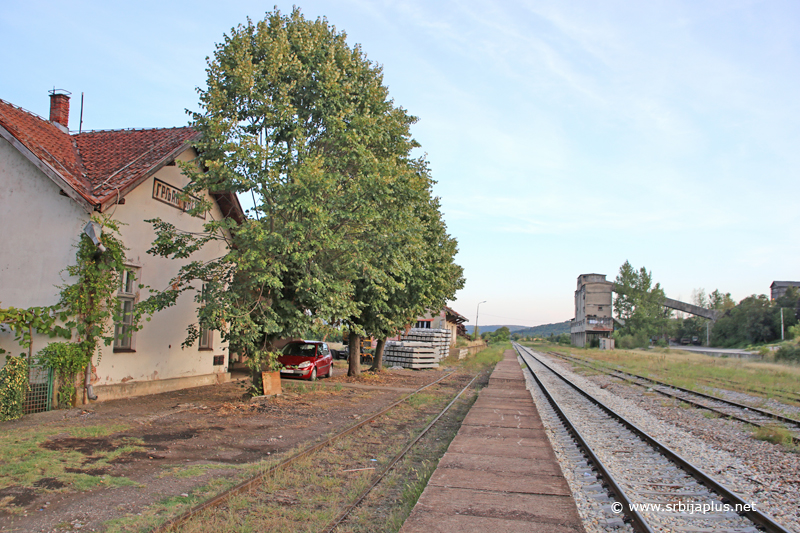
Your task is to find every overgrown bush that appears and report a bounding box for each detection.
[0,355,29,421]
[711,292,798,347]
[37,342,88,408]
[551,333,571,345]
[775,343,800,363]
[616,335,634,349]
[615,332,649,349]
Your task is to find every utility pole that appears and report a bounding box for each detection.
[781,308,785,341]
[473,301,486,341]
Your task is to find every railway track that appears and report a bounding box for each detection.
[150,370,478,532]
[695,377,800,406]
[513,343,792,533]
[544,350,800,444]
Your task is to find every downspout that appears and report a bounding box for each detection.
[85,361,97,401]
[82,221,103,403]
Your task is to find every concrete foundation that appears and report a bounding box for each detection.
[91,372,231,402]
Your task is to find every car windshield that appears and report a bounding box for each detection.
[281,343,316,357]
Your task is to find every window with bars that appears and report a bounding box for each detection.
[114,268,138,351]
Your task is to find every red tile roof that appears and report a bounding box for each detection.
[0,97,203,211]
[0,98,93,203]
[77,127,199,203]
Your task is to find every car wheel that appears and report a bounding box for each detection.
[310,367,317,381]
[326,364,333,378]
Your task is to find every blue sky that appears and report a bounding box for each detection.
[3,1,799,327]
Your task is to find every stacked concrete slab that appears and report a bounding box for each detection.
[383,341,439,369]
[384,328,452,369]
[398,328,451,360]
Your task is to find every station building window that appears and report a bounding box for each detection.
[114,267,139,351]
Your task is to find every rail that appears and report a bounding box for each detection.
[513,343,790,533]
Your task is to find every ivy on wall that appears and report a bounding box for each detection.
[36,342,85,408]
[0,355,28,421]
[55,215,142,365]
[1,214,147,414]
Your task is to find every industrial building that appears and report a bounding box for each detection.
[570,273,614,347]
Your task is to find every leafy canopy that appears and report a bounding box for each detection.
[144,8,463,369]
[613,260,668,338]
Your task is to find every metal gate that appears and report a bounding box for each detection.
[23,364,53,414]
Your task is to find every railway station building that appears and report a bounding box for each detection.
[570,273,614,347]
[0,90,244,402]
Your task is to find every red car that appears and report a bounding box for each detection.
[278,341,333,381]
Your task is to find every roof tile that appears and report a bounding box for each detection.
[0,98,199,208]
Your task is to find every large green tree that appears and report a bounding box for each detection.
[613,261,668,341]
[711,288,799,347]
[363,194,464,373]
[144,8,463,378]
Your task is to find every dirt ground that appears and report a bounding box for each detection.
[0,364,461,533]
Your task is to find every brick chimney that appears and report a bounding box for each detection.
[49,90,71,131]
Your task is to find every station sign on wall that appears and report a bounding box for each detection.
[152,178,205,219]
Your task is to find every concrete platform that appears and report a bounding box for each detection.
[399,349,585,533]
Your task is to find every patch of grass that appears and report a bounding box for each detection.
[701,410,720,419]
[68,424,129,438]
[393,461,438,522]
[752,424,796,449]
[281,380,334,398]
[571,366,602,377]
[0,423,135,494]
[158,463,236,479]
[406,392,437,409]
[460,342,508,372]
[104,461,270,533]
[549,343,800,408]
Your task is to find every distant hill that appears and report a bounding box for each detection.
[465,324,527,335]
[514,321,571,337]
[466,321,572,337]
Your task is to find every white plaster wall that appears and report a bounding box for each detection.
[94,149,230,386]
[1,141,231,387]
[0,138,88,360]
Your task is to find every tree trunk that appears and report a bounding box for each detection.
[348,331,361,377]
[370,337,386,372]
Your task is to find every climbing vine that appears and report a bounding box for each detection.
[36,342,86,408]
[55,215,144,373]
[0,355,28,421]
[1,215,146,412]
[0,306,69,358]
[0,305,68,418]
